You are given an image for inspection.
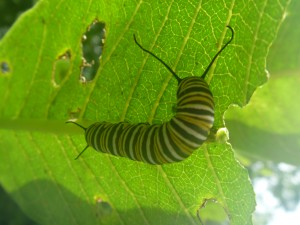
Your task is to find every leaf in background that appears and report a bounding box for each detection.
[0,0,291,224]
[225,0,300,166]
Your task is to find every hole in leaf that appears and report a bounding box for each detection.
[197,199,229,225]
[67,107,81,120]
[94,197,112,218]
[80,20,106,82]
[51,50,71,87]
[1,61,10,74]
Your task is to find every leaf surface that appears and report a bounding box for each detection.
[0,0,290,224]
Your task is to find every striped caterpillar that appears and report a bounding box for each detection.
[67,26,234,164]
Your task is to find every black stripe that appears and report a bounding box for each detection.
[90,123,109,153]
[176,107,214,117]
[123,124,140,160]
[131,124,146,161]
[157,124,176,162]
[165,123,190,159]
[170,118,208,145]
[106,123,123,156]
[141,125,159,164]
[178,86,211,98]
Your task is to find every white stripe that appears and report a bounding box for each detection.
[156,125,176,163]
[112,124,122,156]
[168,121,200,148]
[144,126,157,164]
[105,125,117,155]
[128,126,140,161]
[162,124,185,161]
[172,117,207,141]
[93,124,103,152]
[178,104,214,114]
[176,112,215,124]
[120,124,131,157]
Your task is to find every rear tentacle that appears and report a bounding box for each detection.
[66,121,88,159]
[66,121,87,131]
[74,145,89,160]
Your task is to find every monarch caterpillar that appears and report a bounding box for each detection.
[67,26,234,164]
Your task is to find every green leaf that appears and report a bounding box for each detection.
[225,0,300,165]
[226,74,300,165]
[0,0,290,224]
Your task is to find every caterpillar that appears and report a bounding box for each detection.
[67,26,234,164]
